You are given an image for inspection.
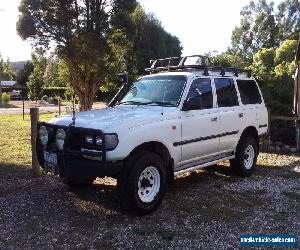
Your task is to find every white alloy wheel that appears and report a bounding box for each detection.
[244,145,255,169]
[137,166,160,203]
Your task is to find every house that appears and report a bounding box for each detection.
[0,81,23,90]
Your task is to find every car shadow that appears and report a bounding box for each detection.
[0,161,31,175]
[69,164,235,213]
[69,178,121,212]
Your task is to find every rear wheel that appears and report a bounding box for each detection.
[118,151,166,214]
[230,135,258,177]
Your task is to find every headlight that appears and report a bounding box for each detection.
[56,129,66,151]
[96,136,103,145]
[85,135,94,144]
[84,133,118,150]
[105,134,118,150]
[39,126,48,146]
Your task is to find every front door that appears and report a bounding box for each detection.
[179,77,220,165]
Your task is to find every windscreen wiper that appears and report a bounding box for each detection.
[141,101,176,107]
[117,101,143,105]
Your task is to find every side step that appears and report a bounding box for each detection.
[174,155,235,177]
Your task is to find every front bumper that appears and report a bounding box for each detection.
[36,122,123,179]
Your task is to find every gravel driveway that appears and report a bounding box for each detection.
[0,152,299,249]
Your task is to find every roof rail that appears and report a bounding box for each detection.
[145,55,251,77]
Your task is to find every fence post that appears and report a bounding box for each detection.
[22,99,25,120]
[30,108,41,177]
[0,83,2,106]
[58,97,61,115]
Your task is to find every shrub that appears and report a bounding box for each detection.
[41,86,68,99]
[48,96,60,105]
[2,93,11,106]
[41,95,49,102]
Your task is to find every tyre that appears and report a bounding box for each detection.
[230,135,258,177]
[62,177,96,188]
[118,151,167,214]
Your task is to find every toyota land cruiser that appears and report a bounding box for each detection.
[36,55,268,214]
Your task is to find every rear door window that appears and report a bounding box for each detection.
[237,80,262,105]
[215,78,239,107]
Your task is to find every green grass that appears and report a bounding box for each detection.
[0,113,58,173]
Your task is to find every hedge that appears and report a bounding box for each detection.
[41,87,68,99]
[41,86,116,102]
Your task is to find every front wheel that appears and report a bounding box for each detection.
[118,151,166,214]
[230,135,258,177]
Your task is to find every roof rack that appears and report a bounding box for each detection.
[145,55,252,78]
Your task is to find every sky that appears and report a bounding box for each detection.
[0,0,280,62]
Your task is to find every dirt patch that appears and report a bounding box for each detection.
[0,153,299,249]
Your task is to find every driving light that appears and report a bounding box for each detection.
[105,134,118,150]
[56,129,66,151]
[39,126,48,146]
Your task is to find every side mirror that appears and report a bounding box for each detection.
[182,97,201,111]
[118,72,128,85]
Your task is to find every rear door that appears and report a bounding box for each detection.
[214,78,243,152]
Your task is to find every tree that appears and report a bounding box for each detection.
[17,0,111,110]
[231,0,300,61]
[17,0,182,110]
[129,6,182,75]
[276,0,300,42]
[211,51,248,68]
[0,56,17,104]
[27,53,46,101]
[231,0,278,59]
[0,58,17,81]
[250,39,297,116]
[16,61,34,98]
[17,0,131,110]
[44,52,60,86]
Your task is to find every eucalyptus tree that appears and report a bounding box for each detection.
[18,0,117,110]
[17,0,182,110]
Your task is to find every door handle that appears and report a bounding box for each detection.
[239,113,244,118]
[211,117,218,122]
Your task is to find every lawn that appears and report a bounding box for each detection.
[0,113,56,174]
[0,113,299,249]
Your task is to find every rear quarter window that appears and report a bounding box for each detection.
[237,80,262,105]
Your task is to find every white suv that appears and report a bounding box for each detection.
[36,55,268,214]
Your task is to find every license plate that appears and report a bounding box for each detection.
[43,151,57,165]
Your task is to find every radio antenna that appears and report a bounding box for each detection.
[161,85,167,115]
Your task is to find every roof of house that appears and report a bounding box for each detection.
[0,81,23,88]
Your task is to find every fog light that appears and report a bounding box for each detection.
[39,126,48,146]
[56,129,66,151]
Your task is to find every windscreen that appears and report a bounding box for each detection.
[119,75,186,106]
